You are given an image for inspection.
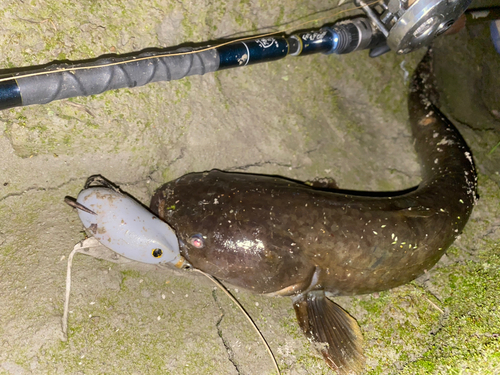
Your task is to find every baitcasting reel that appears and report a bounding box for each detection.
[359,0,472,54]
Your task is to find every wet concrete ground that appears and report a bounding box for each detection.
[0,0,499,374]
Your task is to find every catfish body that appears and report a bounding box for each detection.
[150,51,477,373]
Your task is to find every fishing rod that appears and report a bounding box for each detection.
[0,17,383,111]
[0,0,475,111]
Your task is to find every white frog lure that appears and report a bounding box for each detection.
[62,175,279,373]
[67,175,186,266]
[62,175,189,338]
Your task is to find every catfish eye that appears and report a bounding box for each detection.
[189,234,204,248]
[152,248,163,258]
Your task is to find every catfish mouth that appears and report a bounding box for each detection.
[177,239,192,262]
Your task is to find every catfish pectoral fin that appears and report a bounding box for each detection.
[293,291,364,374]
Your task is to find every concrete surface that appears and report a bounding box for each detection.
[0,0,499,374]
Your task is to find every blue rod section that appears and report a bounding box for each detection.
[0,79,22,110]
[218,37,289,69]
[289,29,337,56]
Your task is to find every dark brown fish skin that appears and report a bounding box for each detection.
[150,53,477,299]
[150,50,477,373]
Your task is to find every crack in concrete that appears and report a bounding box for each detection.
[452,117,499,133]
[212,289,241,375]
[0,177,85,202]
[0,170,170,203]
[305,144,322,155]
[482,224,500,239]
[112,175,161,189]
[164,148,186,169]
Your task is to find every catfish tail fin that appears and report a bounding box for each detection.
[293,290,364,374]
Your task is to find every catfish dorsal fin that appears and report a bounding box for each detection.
[293,291,364,374]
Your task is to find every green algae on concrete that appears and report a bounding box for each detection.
[1,0,500,374]
[348,175,500,374]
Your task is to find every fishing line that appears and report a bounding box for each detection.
[61,238,280,373]
[0,0,380,84]
[193,268,281,375]
[61,244,82,341]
